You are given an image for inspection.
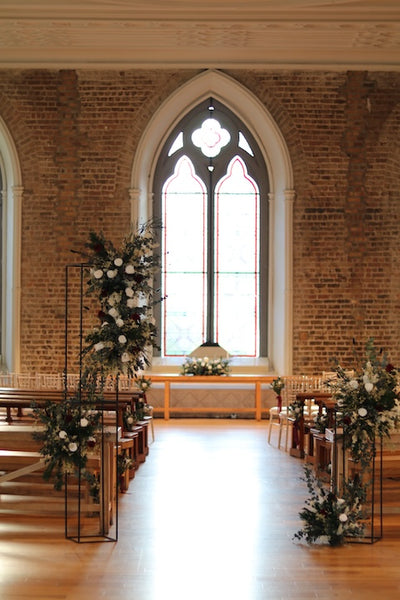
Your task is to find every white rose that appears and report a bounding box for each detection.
[125,287,134,297]
[349,379,359,389]
[59,430,67,439]
[107,269,117,279]
[116,318,124,327]
[339,513,348,522]
[94,342,104,352]
[80,418,89,427]
[358,407,368,417]
[121,352,130,363]
[68,442,78,452]
[364,382,374,393]
[118,334,127,344]
[93,269,103,279]
[114,257,123,267]
[125,264,135,274]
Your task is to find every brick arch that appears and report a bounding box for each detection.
[0,114,22,371]
[130,69,294,373]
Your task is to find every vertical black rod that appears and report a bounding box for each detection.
[115,373,119,541]
[64,265,69,538]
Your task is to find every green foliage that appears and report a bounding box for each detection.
[81,222,162,377]
[327,338,400,468]
[294,467,366,546]
[33,392,101,492]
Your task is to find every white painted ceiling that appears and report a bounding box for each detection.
[0,1,400,70]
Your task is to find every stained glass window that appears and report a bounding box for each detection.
[153,98,269,358]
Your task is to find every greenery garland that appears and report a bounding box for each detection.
[33,223,162,495]
[327,338,400,468]
[82,222,161,377]
[294,467,366,546]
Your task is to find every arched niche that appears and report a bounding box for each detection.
[130,70,293,374]
[0,115,22,372]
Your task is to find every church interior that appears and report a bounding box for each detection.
[1,1,400,598]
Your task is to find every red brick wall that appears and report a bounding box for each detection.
[0,68,399,374]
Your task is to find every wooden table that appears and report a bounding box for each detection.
[147,375,274,421]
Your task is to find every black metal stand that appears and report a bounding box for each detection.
[334,415,383,544]
[64,263,119,543]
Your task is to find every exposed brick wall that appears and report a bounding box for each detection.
[0,68,399,375]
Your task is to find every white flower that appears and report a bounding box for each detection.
[107,269,117,279]
[118,334,127,344]
[108,307,118,318]
[364,382,374,393]
[127,298,135,308]
[68,442,78,452]
[121,352,131,363]
[358,407,368,417]
[59,430,67,439]
[125,287,134,297]
[93,269,103,279]
[94,342,104,352]
[114,257,123,267]
[80,417,89,427]
[349,379,359,389]
[339,513,348,522]
[116,318,124,327]
[125,264,135,274]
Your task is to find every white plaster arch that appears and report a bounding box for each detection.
[130,69,293,374]
[0,115,22,372]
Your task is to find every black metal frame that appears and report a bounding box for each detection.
[64,262,119,543]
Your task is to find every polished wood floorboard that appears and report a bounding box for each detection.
[1,418,400,600]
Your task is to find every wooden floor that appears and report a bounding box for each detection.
[1,418,400,600]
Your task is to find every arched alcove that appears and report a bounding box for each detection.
[0,115,22,372]
[130,70,293,374]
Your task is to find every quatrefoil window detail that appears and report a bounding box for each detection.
[191,118,230,158]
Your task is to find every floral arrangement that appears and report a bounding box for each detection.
[270,376,285,411]
[33,394,101,494]
[294,467,366,546]
[134,375,152,394]
[117,453,135,476]
[271,376,285,396]
[327,338,400,468]
[81,222,161,377]
[289,397,303,422]
[180,356,230,376]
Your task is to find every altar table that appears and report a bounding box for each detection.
[147,375,274,420]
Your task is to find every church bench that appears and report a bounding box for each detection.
[0,387,144,431]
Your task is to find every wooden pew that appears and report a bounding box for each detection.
[0,387,144,430]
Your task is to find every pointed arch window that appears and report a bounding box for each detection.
[153,98,269,358]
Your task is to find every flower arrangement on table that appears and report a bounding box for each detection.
[81,222,161,378]
[294,467,366,546]
[180,356,231,376]
[33,393,101,495]
[327,338,400,469]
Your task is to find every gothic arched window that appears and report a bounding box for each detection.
[153,98,269,358]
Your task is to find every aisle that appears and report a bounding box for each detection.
[1,419,400,600]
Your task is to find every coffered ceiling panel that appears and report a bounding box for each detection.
[0,1,400,70]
